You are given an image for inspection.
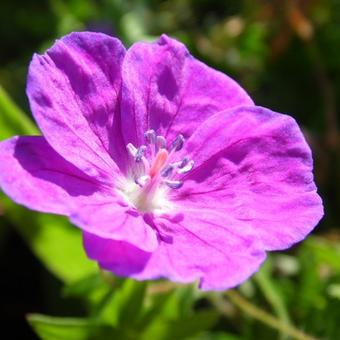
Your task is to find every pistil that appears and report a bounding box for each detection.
[149,149,169,178]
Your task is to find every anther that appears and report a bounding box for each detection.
[164,180,183,189]
[156,136,166,149]
[171,134,184,151]
[135,145,146,162]
[161,164,173,177]
[144,129,156,144]
[178,160,194,174]
[178,157,189,168]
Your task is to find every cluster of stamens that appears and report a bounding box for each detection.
[121,129,194,212]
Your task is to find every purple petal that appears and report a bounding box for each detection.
[27,32,127,181]
[83,232,152,275]
[84,209,265,290]
[120,34,253,147]
[174,106,323,251]
[0,136,103,214]
[70,202,158,252]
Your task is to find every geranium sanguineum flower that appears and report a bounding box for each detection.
[0,32,323,290]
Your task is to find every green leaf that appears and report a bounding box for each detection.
[0,85,38,138]
[27,314,118,340]
[137,284,198,337]
[137,288,176,331]
[28,314,94,340]
[151,284,196,320]
[254,258,292,329]
[327,284,340,300]
[98,278,147,328]
[120,11,157,45]
[305,237,340,271]
[142,310,219,340]
[1,195,97,283]
[116,279,147,327]
[168,311,219,339]
[63,273,107,299]
[296,243,325,316]
[193,332,241,340]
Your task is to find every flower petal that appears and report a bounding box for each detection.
[70,201,158,252]
[27,32,127,181]
[85,209,265,290]
[83,232,152,276]
[120,34,253,146]
[174,106,323,251]
[0,136,103,214]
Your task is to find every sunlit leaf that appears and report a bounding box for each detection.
[120,11,157,44]
[0,85,38,139]
[28,314,94,340]
[327,284,340,300]
[305,237,340,271]
[27,314,118,340]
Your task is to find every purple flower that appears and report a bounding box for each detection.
[0,32,323,290]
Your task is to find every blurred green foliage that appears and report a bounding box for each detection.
[1,0,340,339]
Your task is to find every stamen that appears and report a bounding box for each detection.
[178,157,189,168]
[149,149,169,178]
[127,143,137,157]
[171,134,184,151]
[135,145,146,162]
[156,136,166,149]
[164,179,183,189]
[161,164,173,177]
[135,175,151,187]
[144,129,156,144]
[178,160,194,174]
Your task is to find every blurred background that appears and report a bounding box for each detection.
[0,0,339,339]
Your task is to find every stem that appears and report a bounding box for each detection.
[215,290,317,340]
[255,266,291,336]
